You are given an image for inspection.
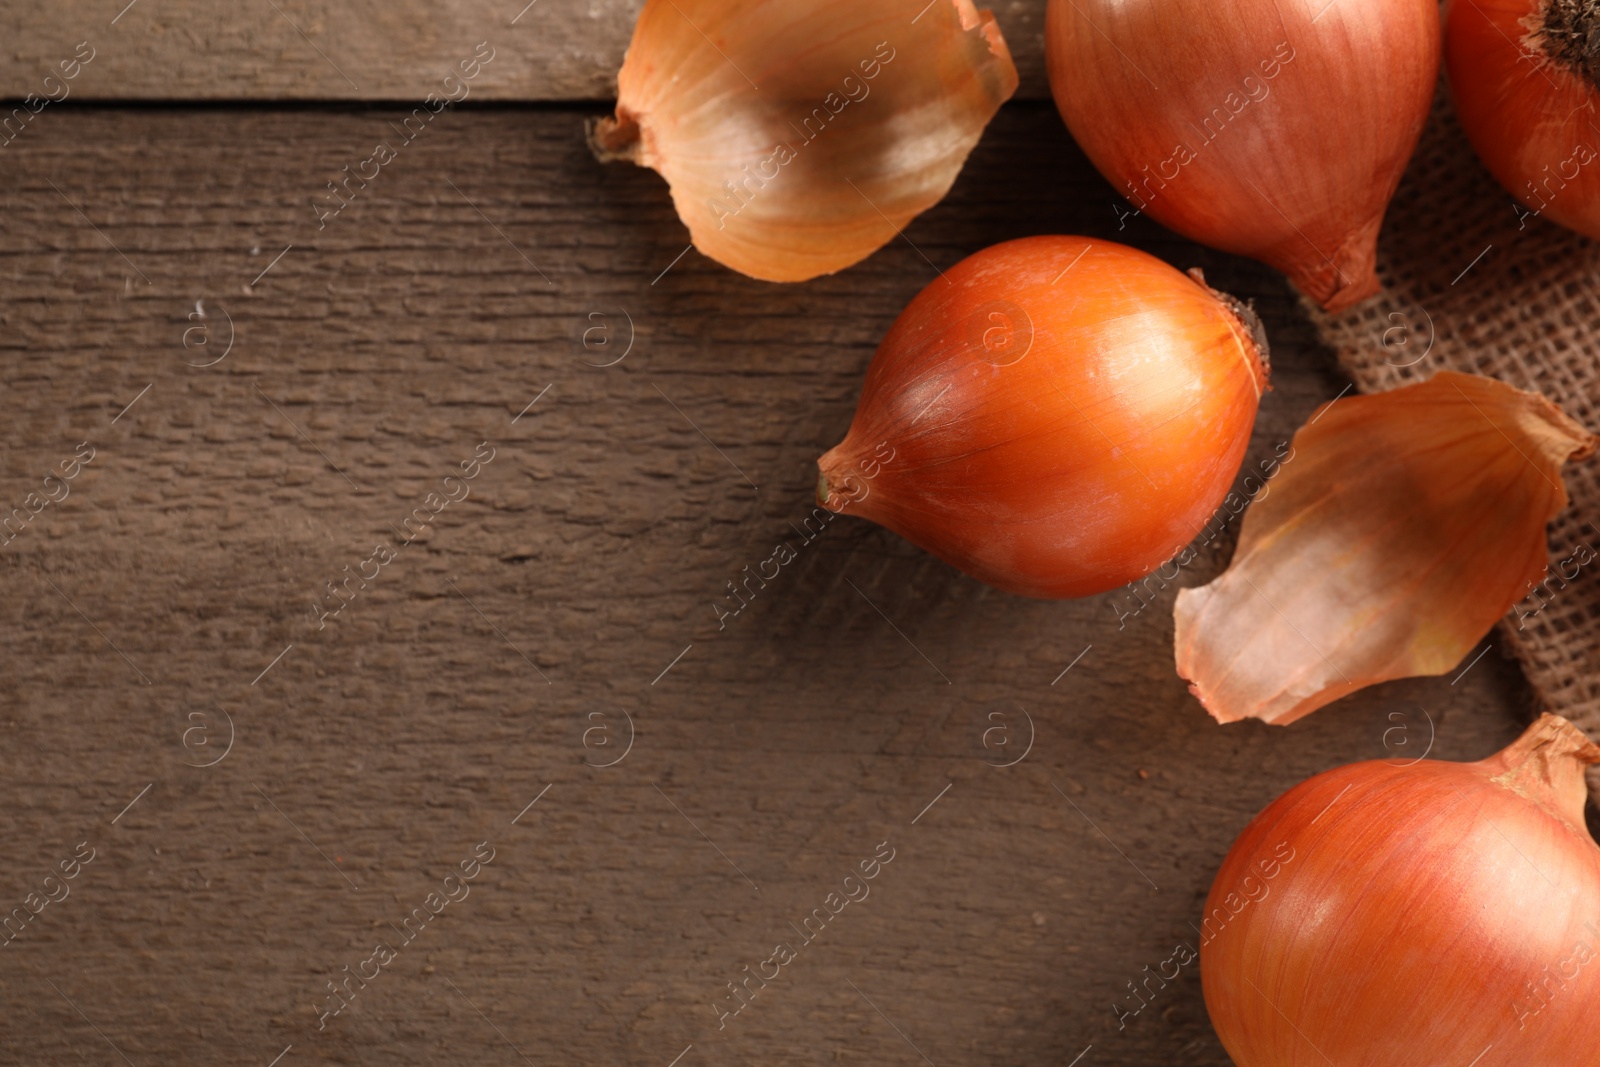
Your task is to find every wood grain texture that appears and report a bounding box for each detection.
[0,0,1051,103]
[0,104,1536,1066]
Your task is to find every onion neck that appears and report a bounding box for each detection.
[1187,269,1271,397]
[816,444,854,512]
[1481,714,1600,832]
[587,109,643,164]
[1283,213,1383,314]
[816,468,835,508]
[1543,0,1600,90]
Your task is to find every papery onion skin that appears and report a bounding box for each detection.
[592,0,1018,282]
[817,235,1268,600]
[1044,0,1438,312]
[1203,715,1600,1067]
[1446,0,1600,240]
[1174,371,1598,726]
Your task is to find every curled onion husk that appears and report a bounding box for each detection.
[1045,0,1438,311]
[591,0,1017,282]
[1176,371,1596,725]
[1203,714,1600,1066]
[1446,0,1600,240]
[818,235,1268,599]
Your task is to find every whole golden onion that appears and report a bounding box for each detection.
[1204,715,1600,1066]
[818,236,1268,598]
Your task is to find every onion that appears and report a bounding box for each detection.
[817,235,1268,599]
[591,0,1017,282]
[1045,0,1438,311]
[1204,715,1600,1066]
[1447,0,1600,239]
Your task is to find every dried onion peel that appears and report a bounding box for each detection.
[1175,371,1596,725]
[591,0,1017,282]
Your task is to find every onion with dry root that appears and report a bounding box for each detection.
[1175,371,1596,725]
[1045,0,1438,311]
[1204,714,1600,1066]
[1447,0,1600,239]
[591,0,1017,282]
[818,235,1268,599]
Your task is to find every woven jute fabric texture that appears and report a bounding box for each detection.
[1307,89,1600,790]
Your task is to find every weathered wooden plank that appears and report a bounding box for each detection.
[0,105,1532,1067]
[0,0,1051,103]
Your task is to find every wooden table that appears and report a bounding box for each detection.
[0,5,1535,1065]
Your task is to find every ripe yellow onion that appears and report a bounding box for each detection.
[1045,0,1438,311]
[1447,0,1600,239]
[1203,715,1600,1066]
[817,235,1268,599]
[592,0,1017,282]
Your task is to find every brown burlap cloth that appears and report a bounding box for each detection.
[1306,88,1600,796]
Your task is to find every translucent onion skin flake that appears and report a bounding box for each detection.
[591,0,1017,282]
[1175,371,1597,725]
